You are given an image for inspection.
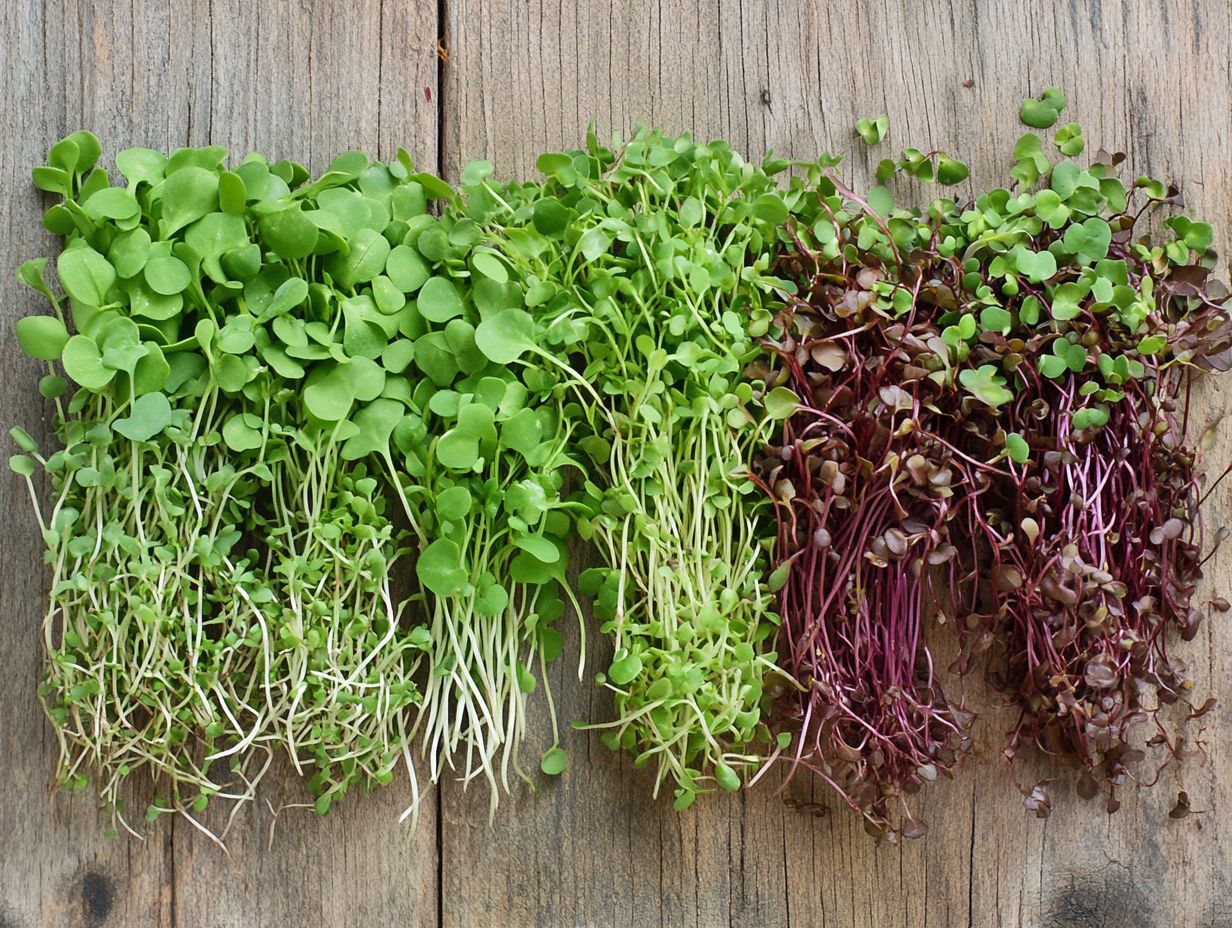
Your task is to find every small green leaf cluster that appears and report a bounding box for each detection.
[12,132,582,831]
[450,128,812,808]
[871,139,969,188]
[377,163,588,801]
[855,115,889,146]
[1019,87,1067,128]
[15,134,442,829]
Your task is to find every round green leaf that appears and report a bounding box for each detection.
[262,277,310,320]
[1137,335,1167,356]
[128,281,183,321]
[471,251,508,283]
[113,392,172,442]
[96,316,147,374]
[16,315,69,360]
[1013,247,1057,284]
[381,339,416,373]
[418,276,465,323]
[1039,355,1068,379]
[416,537,467,596]
[958,365,1014,409]
[340,398,403,460]
[1049,282,1088,321]
[499,407,542,456]
[345,356,387,402]
[116,147,167,188]
[751,193,788,225]
[262,345,305,380]
[57,245,116,307]
[144,255,192,295]
[386,244,430,294]
[1005,432,1029,464]
[61,335,114,390]
[214,354,252,392]
[155,167,220,237]
[372,275,407,315]
[474,308,534,364]
[17,258,53,298]
[304,364,357,422]
[258,207,319,260]
[475,580,509,617]
[436,430,479,470]
[9,455,36,478]
[331,227,392,290]
[83,186,140,222]
[435,485,472,521]
[185,211,249,259]
[540,747,568,776]
[221,414,262,452]
[607,652,643,686]
[763,386,800,420]
[979,306,1012,334]
[109,228,153,278]
[513,533,561,564]
[855,115,889,146]
[532,198,570,235]
[1020,97,1060,129]
[1072,405,1110,430]
[39,374,68,398]
[936,155,969,186]
[132,343,171,395]
[47,135,80,173]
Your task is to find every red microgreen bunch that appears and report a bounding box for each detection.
[755,98,1231,839]
[752,255,979,840]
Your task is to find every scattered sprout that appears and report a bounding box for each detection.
[855,115,889,146]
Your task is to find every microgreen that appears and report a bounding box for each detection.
[12,101,1227,842]
[11,137,444,834]
[1019,87,1067,128]
[376,189,587,810]
[855,115,889,146]
[759,96,1229,837]
[455,128,816,808]
[875,145,969,187]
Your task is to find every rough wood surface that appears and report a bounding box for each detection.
[441,2,1232,927]
[0,3,440,927]
[2,1,1230,926]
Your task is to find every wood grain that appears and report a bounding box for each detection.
[441,1,1232,926]
[0,2,439,926]
[3,0,1231,925]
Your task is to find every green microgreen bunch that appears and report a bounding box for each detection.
[11,134,434,834]
[371,171,586,811]
[196,147,435,819]
[452,129,813,809]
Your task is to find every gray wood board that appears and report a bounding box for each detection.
[2,1,1228,926]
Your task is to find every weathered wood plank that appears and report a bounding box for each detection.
[0,2,440,926]
[440,1,1232,926]
[5,0,1231,925]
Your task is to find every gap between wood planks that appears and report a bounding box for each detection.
[434,3,447,927]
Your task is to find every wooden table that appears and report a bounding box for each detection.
[2,1,1229,925]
